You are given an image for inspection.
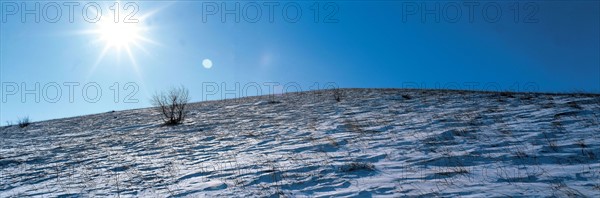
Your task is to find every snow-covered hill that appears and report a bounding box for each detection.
[1,89,599,197]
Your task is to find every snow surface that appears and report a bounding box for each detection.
[1,89,599,197]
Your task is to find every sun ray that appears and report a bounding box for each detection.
[130,41,150,56]
[125,46,137,69]
[86,44,111,80]
[125,44,148,96]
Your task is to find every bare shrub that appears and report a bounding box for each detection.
[575,139,587,148]
[435,167,469,177]
[18,116,30,128]
[333,88,343,102]
[340,162,375,172]
[151,86,190,125]
[499,91,514,98]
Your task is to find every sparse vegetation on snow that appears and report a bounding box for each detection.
[1,89,599,197]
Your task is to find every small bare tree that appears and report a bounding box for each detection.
[151,86,190,125]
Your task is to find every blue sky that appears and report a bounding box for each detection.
[1,1,599,124]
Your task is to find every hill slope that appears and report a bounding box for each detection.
[1,89,600,197]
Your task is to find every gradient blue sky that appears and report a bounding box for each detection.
[1,1,599,124]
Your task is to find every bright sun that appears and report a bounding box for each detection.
[82,8,157,74]
[78,2,163,80]
[97,20,142,49]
